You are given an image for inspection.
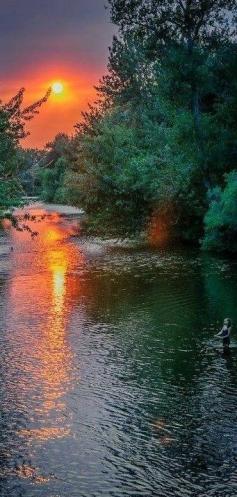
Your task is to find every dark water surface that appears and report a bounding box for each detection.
[0,214,237,497]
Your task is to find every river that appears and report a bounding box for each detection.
[0,206,237,497]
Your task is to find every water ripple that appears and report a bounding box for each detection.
[0,227,237,496]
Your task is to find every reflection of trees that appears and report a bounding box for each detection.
[83,253,211,388]
[77,250,237,494]
[202,253,237,324]
[185,351,237,485]
[176,253,237,485]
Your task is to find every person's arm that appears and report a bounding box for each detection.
[215,326,228,338]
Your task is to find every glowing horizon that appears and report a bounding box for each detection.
[1,65,102,149]
[0,0,114,149]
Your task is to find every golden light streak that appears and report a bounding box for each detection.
[6,209,85,443]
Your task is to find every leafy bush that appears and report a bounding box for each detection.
[202,171,237,252]
[38,157,67,203]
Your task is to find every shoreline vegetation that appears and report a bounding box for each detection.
[1,1,237,253]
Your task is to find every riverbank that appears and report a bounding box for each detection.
[2,200,237,255]
[14,201,85,218]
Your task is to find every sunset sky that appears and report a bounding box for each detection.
[1,0,114,148]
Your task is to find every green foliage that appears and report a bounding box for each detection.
[0,87,50,213]
[108,0,236,47]
[39,1,237,250]
[0,179,23,211]
[202,172,237,252]
[17,148,44,195]
[36,134,72,204]
[38,157,66,202]
[69,38,237,242]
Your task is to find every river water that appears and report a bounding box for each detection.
[0,209,237,497]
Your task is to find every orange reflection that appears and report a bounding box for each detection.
[1,464,52,484]
[18,427,70,442]
[148,205,174,247]
[53,266,66,309]
[5,208,85,443]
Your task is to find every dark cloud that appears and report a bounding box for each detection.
[1,0,114,76]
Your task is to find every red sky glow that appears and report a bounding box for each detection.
[1,0,114,149]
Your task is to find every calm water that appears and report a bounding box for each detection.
[0,211,237,497]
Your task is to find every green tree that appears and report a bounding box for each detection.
[18,147,45,196]
[0,87,50,212]
[65,1,237,248]
[37,133,72,203]
[108,1,236,47]
[202,171,237,252]
[106,1,236,181]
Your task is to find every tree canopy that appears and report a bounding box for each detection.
[0,88,50,215]
[4,1,237,252]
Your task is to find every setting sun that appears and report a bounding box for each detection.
[52,81,64,94]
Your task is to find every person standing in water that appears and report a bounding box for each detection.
[215,318,232,351]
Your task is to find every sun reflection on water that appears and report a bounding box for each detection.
[53,267,66,307]
[5,208,84,444]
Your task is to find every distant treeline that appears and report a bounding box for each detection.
[2,1,237,252]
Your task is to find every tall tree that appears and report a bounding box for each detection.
[70,0,237,247]
[108,1,236,144]
[108,1,236,48]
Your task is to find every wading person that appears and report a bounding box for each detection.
[215,318,232,352]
